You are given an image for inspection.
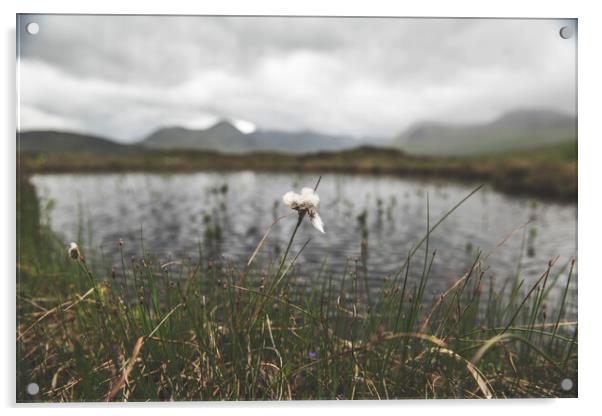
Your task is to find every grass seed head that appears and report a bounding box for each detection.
[68,242,80,260]
[283,187,325,233]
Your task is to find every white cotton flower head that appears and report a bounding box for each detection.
[68,242,80,260]
[282,187,325,233]
[300,187,320,207]
[282,191,302,210]
[283,187,320,210]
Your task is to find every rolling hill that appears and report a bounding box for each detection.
[394,109,577,156]
[18,130,140,155]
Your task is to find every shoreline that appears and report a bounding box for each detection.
[18,145,577,203]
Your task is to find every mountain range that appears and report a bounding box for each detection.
[394,109,576,156]
[144,121,385,154]
[18,109,577,157]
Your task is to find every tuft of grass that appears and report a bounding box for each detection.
[16,178,577,401]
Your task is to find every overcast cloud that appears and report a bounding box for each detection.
[17,15,577,142]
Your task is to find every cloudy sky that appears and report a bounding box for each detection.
[18,15,576,143]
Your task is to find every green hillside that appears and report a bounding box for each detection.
[395,109,576,156]
[18,130,141,155]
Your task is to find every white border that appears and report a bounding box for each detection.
[3,1,601,415]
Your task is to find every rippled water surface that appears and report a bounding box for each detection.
[31,172,577,296]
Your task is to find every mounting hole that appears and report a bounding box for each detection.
[559,26,573,39]
[26,382,39,395]
[560,378,574,391]
[26,22,40,35]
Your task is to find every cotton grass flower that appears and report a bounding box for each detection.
[68,242,80,260]
[247,177,323,268]
[282,187,325,233]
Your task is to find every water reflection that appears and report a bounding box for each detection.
[31,172,577,297]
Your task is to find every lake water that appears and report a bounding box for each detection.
[31,172,577,298]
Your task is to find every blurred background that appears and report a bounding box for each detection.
[17,15,577,294]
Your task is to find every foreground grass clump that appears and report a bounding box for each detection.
[16,179,577,401]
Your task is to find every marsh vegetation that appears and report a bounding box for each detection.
[20,141,577,201]
[17,175,577,401]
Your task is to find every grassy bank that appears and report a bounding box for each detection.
[16,176,577,401]
[19,142,577,202]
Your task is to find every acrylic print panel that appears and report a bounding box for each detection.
[16,15,577,402]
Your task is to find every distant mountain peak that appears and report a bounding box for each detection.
[209,119,240,132]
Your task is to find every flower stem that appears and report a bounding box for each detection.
[249,176,322,330]
[276,212,304,277]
